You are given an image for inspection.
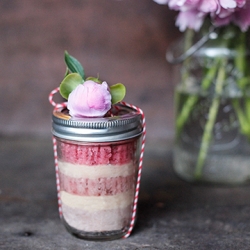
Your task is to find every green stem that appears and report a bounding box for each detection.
[232,99,250,137]
[194,58,227,180]
[232,31,250,139]
[181,29,194,85]
[235,32,246,77]
[246,97,250,123]
[176,95,198,137]
[176,58,220,137]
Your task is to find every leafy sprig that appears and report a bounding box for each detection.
[59,51,126,104]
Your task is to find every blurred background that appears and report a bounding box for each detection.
[0,0,181,143]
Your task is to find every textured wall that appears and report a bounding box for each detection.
[0,0,180,141]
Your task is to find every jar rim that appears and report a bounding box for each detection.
[194,47,247,58]
[52,104,143,142]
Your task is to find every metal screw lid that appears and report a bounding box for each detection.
[52,104,143,142]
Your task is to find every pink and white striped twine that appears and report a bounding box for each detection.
[49,87,146,239]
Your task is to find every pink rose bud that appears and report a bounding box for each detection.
[67,80,112,117]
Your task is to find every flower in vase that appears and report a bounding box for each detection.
[154,0,250,180]
[154,0,250,32]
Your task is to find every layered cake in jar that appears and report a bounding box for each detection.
[58,139,138,234]
[52,106,143,240]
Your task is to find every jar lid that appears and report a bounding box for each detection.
[52,104,143,142]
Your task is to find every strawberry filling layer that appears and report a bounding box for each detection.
[57,141,136,165]
[59,171,135,196]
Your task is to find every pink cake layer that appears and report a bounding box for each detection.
[61,199,132,232]
[58,141,136,165]
[59,171,135,196]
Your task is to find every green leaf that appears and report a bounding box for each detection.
[86,76,102,83]
[59,73,83,99]
[110,83,126,104]
[64,68,70,77]
[64,51,85,79]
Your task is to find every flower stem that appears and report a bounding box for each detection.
[181,29,194,85]
[176,58,220,137]
[231,31,250,140]
[232,98,250,138]
[246,98,250,124]
[176,95,198,137]
[194,58,227,180]
[235,32,246,78]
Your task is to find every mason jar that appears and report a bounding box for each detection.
[172,27,250,184]
[51,104,143,240]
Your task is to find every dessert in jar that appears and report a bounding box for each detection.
[49,51,145,240]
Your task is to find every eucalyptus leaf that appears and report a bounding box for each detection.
[59,73,83,99]
[64,68,70,77]
[64,51,85,79]
[86,76,102,83]
[110,83,126,104]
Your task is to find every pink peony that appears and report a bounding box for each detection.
[153,0,249,32]
[67,80,112,118]
[233,0,250,31]
[176,9,206,31]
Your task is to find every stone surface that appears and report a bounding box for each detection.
[1,136,250,249]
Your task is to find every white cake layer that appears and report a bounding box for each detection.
[58,160,135,179]
[62,203,132,232]
[60,190,134,211]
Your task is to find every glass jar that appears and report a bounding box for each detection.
[172,27,250,184]
[51,104,143,240]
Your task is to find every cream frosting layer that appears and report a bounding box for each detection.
[60,190,134,211]
[58,160,135,179]
[62,203,131,232]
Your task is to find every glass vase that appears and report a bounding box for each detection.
[51,104,143,240]
[172,26,250,185]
